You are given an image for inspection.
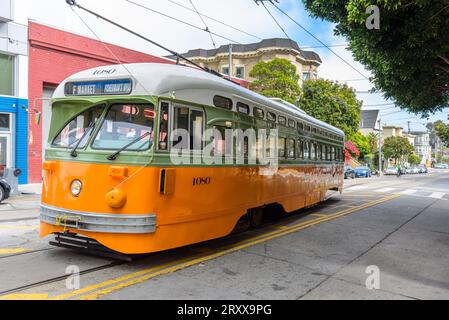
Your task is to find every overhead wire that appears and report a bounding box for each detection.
[125,0,242,44]
[188,0,216,48]
[258,0,290,40]
[166,0,263,41]
[263,0,370,81]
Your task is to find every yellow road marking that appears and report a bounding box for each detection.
[0,248,30,255]
[42,194,400,300]
[269,225,290,230]
[0,226,39,230]
[78,194,401,300]
[310,213,327,217]
[0,293,49,300]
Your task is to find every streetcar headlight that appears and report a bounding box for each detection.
[70,180,83,197]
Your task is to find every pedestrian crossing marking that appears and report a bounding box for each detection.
[375,187,396,193]
[400,189,417,195]
[429,192,445,199]
[345,185,369,191]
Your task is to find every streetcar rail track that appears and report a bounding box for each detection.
[0,193,383,299]
[0,247,56,260]
[0,260,126,296]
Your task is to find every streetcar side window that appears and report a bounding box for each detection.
[278,116,286,126]
[316,144,321,160]
[237,102,250,115]
[310,143,316,160]
[304,141,310,159]
[172,105,204,150]
[298,140,304,159]
[287,138,295,159]
[254,107,264,119]
[158,102,169,151]
[52,104,104,149]
[267,111,276,122]
[278,137,286,158]
[213,95,233,110]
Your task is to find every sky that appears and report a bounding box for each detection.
[14,0,449,132]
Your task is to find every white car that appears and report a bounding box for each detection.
[411,167,420,174]
[385,167,398,175]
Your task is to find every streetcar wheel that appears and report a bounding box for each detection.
[0,185,4,203]
[249,207,264,228]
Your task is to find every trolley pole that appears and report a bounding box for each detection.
[228,44,233,80]
[378,118,382,176]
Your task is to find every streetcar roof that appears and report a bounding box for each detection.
[53,63,344,136]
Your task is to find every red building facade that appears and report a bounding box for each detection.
[28,22,173,183]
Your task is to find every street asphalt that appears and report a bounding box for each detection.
[0,169,448,300]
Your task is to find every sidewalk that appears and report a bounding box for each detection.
[0,184,42,222]
[18,183,42,195]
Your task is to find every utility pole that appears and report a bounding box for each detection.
[407,121,411,134]
[228,44,233,80]
[378,118,382,176]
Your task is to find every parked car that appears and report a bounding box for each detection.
[344,165,355,179]
[435,163,449,169]
[405,167,412,174]
[418,165,428,173]
[0,178,11,203]
[354,166,371,178]
[385,166,398,175]
[411,167,420,174]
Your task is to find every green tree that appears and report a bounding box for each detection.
[434,120,449,147]
[408,153,421,166]
[302,0,449,115]
[382,136,414,164]
[348,131,370,157]
[249,58,302,104]
[367,132,378,154]
[299,79,362,138]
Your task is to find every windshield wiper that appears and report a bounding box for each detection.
[70,121,96,157]
[107,131,151,161]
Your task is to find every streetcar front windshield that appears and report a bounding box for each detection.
[52,104,104,149]
[92,103,155,151]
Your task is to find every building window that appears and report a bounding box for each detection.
[236,66,245,79]
[302,72,310,81]
[0,53,14,96]
[222,66,229,75]
[0,114,11,132]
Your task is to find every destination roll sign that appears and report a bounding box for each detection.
[65,79,133,96]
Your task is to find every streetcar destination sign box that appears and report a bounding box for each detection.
[65,79,133,96]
